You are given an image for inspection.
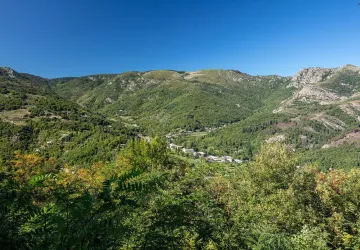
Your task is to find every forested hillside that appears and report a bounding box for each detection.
[0,67,137,166]
[51,65,360,169]
[50,70,292,133]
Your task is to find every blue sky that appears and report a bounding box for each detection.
[0,0,359,78]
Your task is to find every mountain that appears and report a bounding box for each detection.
[179,65,360,168]
[50,69,292,133]
[2,65,360,169]
[49,64,360,169]
[3,65,360,249]
[0,67,52,94]
[0,67,135,165]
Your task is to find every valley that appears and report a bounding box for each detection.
[2,65,360,249]
[2,65,360,169]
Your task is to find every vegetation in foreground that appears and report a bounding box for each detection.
[1,140,360,249]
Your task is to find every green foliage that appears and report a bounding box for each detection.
[0,93,25,111]
[2,138,360,249]
[0,144,150,249]
[299,144,360,170]
[0,74,137,166]
[325,106,357,126]
[320,69,360,96]
[51,70,292,134]
[119,136,169,170]
[291,226,329,250]
[175,112,293,158]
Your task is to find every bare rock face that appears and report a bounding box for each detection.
[288,67,334,88]
[293,85,340,104]
[104,97,114,103]
[265,134,286,143]
[274,85,342,113]
[0,67,19,78]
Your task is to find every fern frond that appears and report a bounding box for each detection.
[28,173,55,187]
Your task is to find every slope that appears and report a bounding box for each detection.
[0,67,136,166]
[180,65,360,169]
[51,69,292,133]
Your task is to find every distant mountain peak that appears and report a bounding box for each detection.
[289,64,360,88]
[289,67,335,88]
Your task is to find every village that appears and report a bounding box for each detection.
[137,129,244,164]
[168,143,243,164]
[163,126,244,164]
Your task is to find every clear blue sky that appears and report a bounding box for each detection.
[1,0,359,78]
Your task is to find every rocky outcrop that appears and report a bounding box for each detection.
[288,67,335,88]
[292,85,341,104]
[0,67,19,78]
[265,134,286,143]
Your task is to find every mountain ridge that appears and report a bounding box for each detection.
[2,64,360,169]
[2,64,359,80]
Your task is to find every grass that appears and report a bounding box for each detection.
[0,109,30,125]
